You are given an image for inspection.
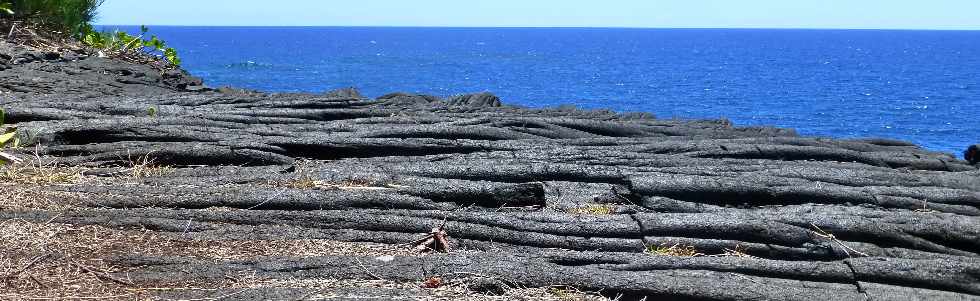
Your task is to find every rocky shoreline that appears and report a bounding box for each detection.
[1,38,979,300]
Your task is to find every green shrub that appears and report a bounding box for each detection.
[2,0,180,67]
[81,25,181,66]
[4,0,103,37]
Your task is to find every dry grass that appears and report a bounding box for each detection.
[124,153,172,179]
[1,20,88,54]
[0,157,82,186]
[567,204,614,215]
[0,220,605,300]
[646,243,704,257]
[0,219,147,300]
[209,277,608,300]
[0,151,181,211]
[810,224,870,258]
[283,176,320,189]
[280,176,401,191]
[718,244,758,258]
[0,157,602,300]
[206,277,607,300]
[0,184,84,211]
[0,220,412,299]
[548,286,608,301]
[0,155,88,211]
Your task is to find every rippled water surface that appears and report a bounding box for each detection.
[106,26,980,156]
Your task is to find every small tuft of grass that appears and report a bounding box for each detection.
[124,153,171,179]
[548,287,578,300]
[646,243,703,257]
[719,244,757,258]
[547,286,607,301]
[283,176,319,189]
[0,157,81,186]
[280,177,396,191]
[276,176,322,189]
[568,204,614,215]
[0,153,88,210]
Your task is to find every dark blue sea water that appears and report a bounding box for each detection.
[105,26,979,156]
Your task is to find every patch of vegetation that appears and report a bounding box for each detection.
[0,108,13,145]
[0,108,22,165]
[81,25,182,66]
[568,204,614,215]
[0,2,12,16]
[123,153,171,179]
[283,176,318,189]
[548,286,605,301]
[1,0,101,36]
[280,175,396,191]
[645,243,703,257]
[1,0,181,67]
[720,244,757,258]
[0,157,82,185]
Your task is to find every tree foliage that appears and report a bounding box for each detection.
[2,0,103,36]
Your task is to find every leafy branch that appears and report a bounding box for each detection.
[81,25,181,66]
[0,1,13,16]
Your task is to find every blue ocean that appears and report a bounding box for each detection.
[106,26,979,156]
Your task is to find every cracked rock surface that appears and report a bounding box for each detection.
[1,39,979,300]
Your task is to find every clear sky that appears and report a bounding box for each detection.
[95,0,980,30]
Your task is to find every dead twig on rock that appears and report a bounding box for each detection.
[246,191,284,210]
[404,218,451,253]
[810,223,869,258]
[353,257,386,281]
[0,151,22,164]
[71,262,134,286]
[6,21,16,40]
[712,244,761,259]
[2,252,53,280]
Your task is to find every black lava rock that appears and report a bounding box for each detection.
[966,144,979,165]
[447,92,502,108]
[2,38,979,301]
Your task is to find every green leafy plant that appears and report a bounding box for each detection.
[5,0,103,36]
[0,1,14,16]
[0,108,22,165]
[147,106,157,117]
[0,108,17,148]
[0,130,15,148]
[80,25,181,67]
[163,47,181,66]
